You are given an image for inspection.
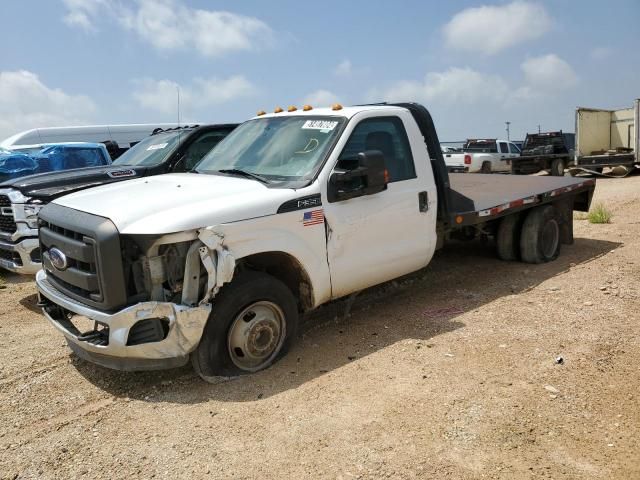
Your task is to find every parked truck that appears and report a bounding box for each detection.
[574,100,639,173]
[0,124,236,275]
[444,139,521,173]
[35,103,594,379]
[511,131,575,176]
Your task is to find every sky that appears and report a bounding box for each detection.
[0,0,638,142]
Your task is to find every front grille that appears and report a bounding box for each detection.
[40,219,100,302]
[0,248,22,266]
[39,203,128,312]
[0,195,17,234]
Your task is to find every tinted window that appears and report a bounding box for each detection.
[112,131,186,166]
[464,140,497,153]
[499,142,509,153]
[338,117,416,182]
[183,131,229,171]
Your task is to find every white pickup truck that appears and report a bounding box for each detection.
[35,103,594,379]
[444,139,521,173]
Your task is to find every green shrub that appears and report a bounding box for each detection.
[588,203,612,224]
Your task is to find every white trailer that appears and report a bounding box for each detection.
[574,99,639,172]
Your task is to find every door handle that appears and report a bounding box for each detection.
[419,191,429,212]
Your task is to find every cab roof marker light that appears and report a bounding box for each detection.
[332,103,343,111]
[274,107,284,113]
[287,106,298,112]
[303,105,313,111]
[257,110,266,116]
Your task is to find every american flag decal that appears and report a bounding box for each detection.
[303,209,324,226]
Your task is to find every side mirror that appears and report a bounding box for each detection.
[328,150,388,202]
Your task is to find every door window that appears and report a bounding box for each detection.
[499,142,509,154]
[182,131,229,171]
[509,143,521,154]
[337,117,416,182]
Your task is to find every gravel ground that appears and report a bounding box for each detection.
[1,175,639,479]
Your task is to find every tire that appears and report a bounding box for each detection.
[191,271,299,379]
[550,158,565,176]
[519,206,561,264]
[496,213,522,261]
[481,162,492,174]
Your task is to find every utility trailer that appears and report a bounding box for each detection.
[35,102,595,377]
[574,99,639,173]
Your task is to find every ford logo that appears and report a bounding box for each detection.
[49,248,68,271]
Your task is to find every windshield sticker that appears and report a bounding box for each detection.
[146,143,168,151]
[302,120,338,133]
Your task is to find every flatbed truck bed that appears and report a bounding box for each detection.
[448,173,594,226]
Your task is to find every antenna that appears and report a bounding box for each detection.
[177,85,181,126]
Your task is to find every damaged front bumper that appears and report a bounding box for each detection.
[36,270,211,371]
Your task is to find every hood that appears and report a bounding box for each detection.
[52,173,303,234]
[0,165,150,200]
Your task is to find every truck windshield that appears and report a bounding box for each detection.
[195,116,345,183]
[113,130,186,166]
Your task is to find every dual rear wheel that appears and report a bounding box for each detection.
[496,205,561,264]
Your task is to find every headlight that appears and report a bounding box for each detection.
[24,204,43,228]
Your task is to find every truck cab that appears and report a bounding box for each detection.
[0,124,236,274]
[444,139,520,173]
[35,103,593,378]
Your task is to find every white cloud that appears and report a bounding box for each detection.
[0,70,96,141]
[443,1,551,55]
[521,54,578,90]
[380,67,508,105]
[132,75,256,116]
[302,89,342,107]
[62,0,111,32]
[62,0,272,57]
[334,59,353,77]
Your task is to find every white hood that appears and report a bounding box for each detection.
[53,173,303,234]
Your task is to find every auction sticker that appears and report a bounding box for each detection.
[146,143,168,151]
[302,120,338,132]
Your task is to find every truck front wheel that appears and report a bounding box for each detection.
[191,271,299,379]
[550,158,565,176]
[519,206,561,263]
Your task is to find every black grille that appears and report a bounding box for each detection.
[0,195,17,234]
[39,203,128,312]
[0,248,22,266]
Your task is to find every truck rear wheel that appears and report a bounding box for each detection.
[550,158,565,176]
[191,271,299,379]
[496,213,523,261]
[481,162,492,174]
[520,206,561,263]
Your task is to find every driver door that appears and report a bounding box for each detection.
[322,114,436,299]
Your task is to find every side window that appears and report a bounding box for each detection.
[499,142,509,154]
[509,143,520,154]
[180,131,228,171]
[337,117,416,183]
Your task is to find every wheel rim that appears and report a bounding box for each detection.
[541,219,560,258]
[227,301,286,372]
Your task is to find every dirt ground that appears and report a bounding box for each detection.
[1,175,639,480]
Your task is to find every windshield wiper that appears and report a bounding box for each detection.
[216,168,270,184]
